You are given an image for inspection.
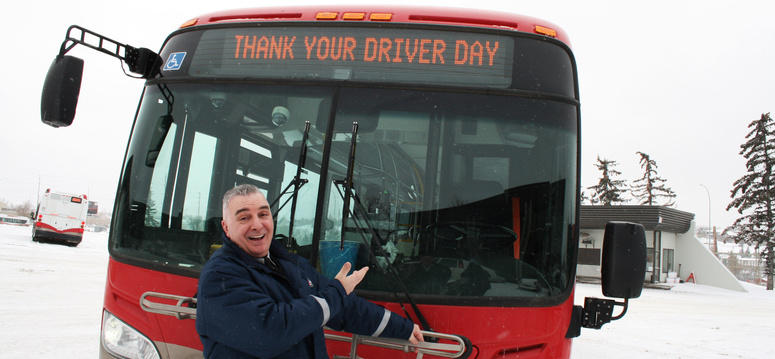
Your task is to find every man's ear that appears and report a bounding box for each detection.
[221,219,229,238]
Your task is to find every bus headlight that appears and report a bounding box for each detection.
[101,310,161,359]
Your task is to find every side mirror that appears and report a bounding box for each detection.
[571,221,647,335]
[601,221,647,299]
[41,55,84,127]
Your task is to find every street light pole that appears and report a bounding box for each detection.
[699,184,711,248]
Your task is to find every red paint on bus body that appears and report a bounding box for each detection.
[105,257,576,358]
[35,221,84,234]
[187,6,571,46]
[104,259,201,351]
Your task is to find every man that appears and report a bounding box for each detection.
[196,184,423,358]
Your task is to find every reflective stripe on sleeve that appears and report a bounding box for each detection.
[371,309,391,337]
[311,295,331,326]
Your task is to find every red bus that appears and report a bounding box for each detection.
[41,6,647,359]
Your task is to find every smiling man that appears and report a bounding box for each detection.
[196,184,422,358]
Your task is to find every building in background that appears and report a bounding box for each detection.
[717,242,766,285]
[577,205,746,292]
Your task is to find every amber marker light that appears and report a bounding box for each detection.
[370,13,393,21]
[316,12,339,20]
[534,25,558,38]
[180,18,198,28]
[342,12,366,20]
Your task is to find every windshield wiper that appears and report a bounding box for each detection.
[270,121,311,248]
[335,121,433,333]
[339,122,358,250]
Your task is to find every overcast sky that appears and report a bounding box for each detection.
[1,0,773,231]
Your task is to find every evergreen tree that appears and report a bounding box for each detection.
[588,156,627,205]
[726,112,775,290]
[144,192,161,227]
[632,151,677,206]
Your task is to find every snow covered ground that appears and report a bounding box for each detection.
[1,223,773,358]
[0,224,107,357]
[572,278,774,358]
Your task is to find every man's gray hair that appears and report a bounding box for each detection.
[222,184,262,215]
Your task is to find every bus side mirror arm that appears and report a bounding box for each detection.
[41,25,162,128]
[567,222,646,337]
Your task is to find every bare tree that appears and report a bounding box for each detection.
[632,151,677,206]
[13,201,33,217]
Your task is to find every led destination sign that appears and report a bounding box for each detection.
[234,34,500,67]
[186,27,514,88]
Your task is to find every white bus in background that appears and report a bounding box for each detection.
[33,189,88,246]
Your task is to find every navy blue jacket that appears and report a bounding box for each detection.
[196,235,414,358]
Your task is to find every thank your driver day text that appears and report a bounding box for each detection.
[232,34,502,67]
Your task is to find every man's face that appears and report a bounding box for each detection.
[222,192,274,258]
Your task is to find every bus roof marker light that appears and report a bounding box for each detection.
[370,13,393,21]
[180,18,198,28]
[316,12,338,20]
[534,25,557,38]
[343,12,365,21]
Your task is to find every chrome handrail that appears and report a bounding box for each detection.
[140,291,197,320]
[139,292,468,358]
[326,330,468,359]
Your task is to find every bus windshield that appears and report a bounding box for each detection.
[110,25,578,306]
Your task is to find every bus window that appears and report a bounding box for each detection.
[113,84,333,272]
[472,157,509,190]
[181,132,217,231]
[275,160,321,248]
[317,88,577,301]
[237,138,271,184]
[145,123,177,228]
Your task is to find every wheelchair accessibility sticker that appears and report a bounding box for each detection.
[163,52,186,71]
